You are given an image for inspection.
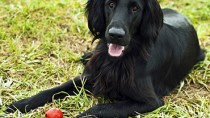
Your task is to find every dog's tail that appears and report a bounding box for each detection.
[197,49,206,62]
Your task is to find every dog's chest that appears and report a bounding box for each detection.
[91,58,135,100]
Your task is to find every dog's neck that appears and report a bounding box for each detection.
[84,40,146,99]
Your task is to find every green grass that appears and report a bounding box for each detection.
[0,0,209,117]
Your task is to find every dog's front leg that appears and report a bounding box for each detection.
[76,99,164,118]
[5,75,92,113]
[77,76,164,118]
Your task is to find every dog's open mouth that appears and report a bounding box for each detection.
[108,43,125,57]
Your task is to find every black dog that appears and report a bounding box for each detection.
[6,0,205,117]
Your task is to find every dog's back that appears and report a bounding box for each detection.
[162,8,205,64]
[149,8,205,96]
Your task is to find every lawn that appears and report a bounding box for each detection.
[0,0,209,117]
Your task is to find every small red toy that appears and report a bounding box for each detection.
[45,108,63,118]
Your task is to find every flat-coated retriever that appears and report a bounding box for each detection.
[6,0,205,117]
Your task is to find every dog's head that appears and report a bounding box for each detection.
[86,0,163,57]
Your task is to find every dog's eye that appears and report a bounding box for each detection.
[131,5,140,12]
[108,1,115,9]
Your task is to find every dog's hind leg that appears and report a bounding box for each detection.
[81,52,93,65]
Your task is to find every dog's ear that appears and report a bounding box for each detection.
[140,0,163,43]
[86,0,106,42]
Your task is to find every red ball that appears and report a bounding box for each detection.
[45,108,63,118]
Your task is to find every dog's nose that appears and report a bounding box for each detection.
[108,27,125,40]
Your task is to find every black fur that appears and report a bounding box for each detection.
[6,0,205,117]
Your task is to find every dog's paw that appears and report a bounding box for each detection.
[76,105,106,118]
[5,99,30,113]
[76,113,98,118]
[5,104,17,113]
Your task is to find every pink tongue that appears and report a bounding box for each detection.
[108,43,125,57]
